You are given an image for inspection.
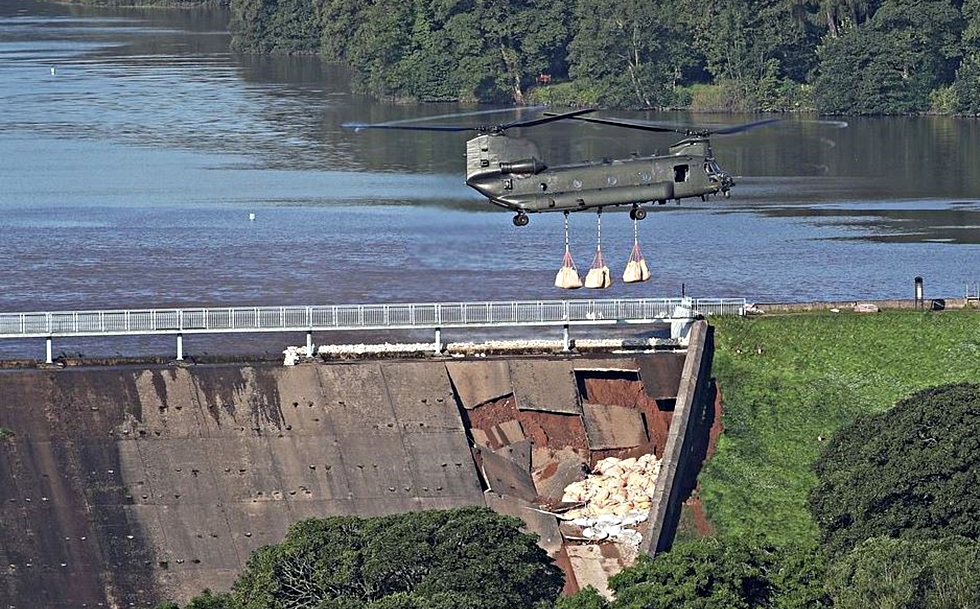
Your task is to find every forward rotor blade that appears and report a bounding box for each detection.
[502,108,596,130]
[542,113,682,133]
[341,122,475,132]
[342,105,552,133]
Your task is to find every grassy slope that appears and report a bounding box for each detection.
[701,310,980,545]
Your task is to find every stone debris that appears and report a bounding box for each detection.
[853,302,880,313]
[282,345,316,366]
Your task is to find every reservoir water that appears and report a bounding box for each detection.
[1,0,979,357]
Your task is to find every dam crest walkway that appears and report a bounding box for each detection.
[0,297,745,363]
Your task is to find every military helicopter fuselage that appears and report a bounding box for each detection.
[343,109,774,227]
[466,132,731,225]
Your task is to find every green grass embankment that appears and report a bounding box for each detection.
[701,310,980,545]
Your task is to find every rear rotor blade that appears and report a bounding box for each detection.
[711,118,780,135]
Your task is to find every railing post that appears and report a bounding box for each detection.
[306,330,313,358]
[45,337,52,364]
[176,334,183,361]
[434,328,442,354]
[562,324,570,352]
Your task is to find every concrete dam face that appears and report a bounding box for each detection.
[0,326,713,608]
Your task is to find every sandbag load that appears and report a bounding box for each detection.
[584,265,612,289]
[622,259,650,283]
[623,234,651,283]
[555,250,582,289]
[585,247,612,289]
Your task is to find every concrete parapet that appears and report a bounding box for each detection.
[640,320,715,556]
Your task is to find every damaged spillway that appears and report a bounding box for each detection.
[0,322,714,607]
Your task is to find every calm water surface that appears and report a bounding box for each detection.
[1,0,979,356]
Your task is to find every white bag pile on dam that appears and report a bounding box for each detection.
[559,454,661,545]
[560,454,660,517]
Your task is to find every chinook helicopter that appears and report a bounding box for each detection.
[343,108,777,226]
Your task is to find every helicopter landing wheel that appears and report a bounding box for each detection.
[702,194,709,202]
[513,213,529,227]
[630,206,647,221]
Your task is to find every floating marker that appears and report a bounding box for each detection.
[248,212,255,221]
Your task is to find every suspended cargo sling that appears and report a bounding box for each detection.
[622,217,651,283]
[555,213,583,289]
[584,210,612,289]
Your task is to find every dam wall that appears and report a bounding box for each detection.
[0,323,714,607]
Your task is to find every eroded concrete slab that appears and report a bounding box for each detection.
[581,403,648,450]
[446,360,512,409]
[509,360,580,414]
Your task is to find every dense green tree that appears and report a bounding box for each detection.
[954,0,980,113]
[603,537,830,609]
[826,536,980,609]
[566,0,694,108]
[815,0,883,35]
[556,586,610,609]
[231,0,320,52]
[814,0,963,114]
[177,507,562,609]
[809,383,980,555]
[155,589,240,609]
[686,0,821,111]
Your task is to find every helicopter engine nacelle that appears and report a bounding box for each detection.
[669,138,711,157]
[466,134,543,180]
[499,158,547,175]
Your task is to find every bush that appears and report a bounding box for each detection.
[176,507,562,609]
[827,536,980,609]
[809,383,980,554]
[606,537,830,609]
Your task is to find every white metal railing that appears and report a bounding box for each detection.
[0,297,745,339]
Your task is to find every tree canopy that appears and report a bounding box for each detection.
[230,0,980,114]
[826,536,980,609]
[557,537,830,609]
[808,383,980,555]
[168,507,563,609]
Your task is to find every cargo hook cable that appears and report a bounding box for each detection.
[562,211,576,269]
[591,209,605,270]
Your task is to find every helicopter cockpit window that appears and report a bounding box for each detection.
[673,165,689,182]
